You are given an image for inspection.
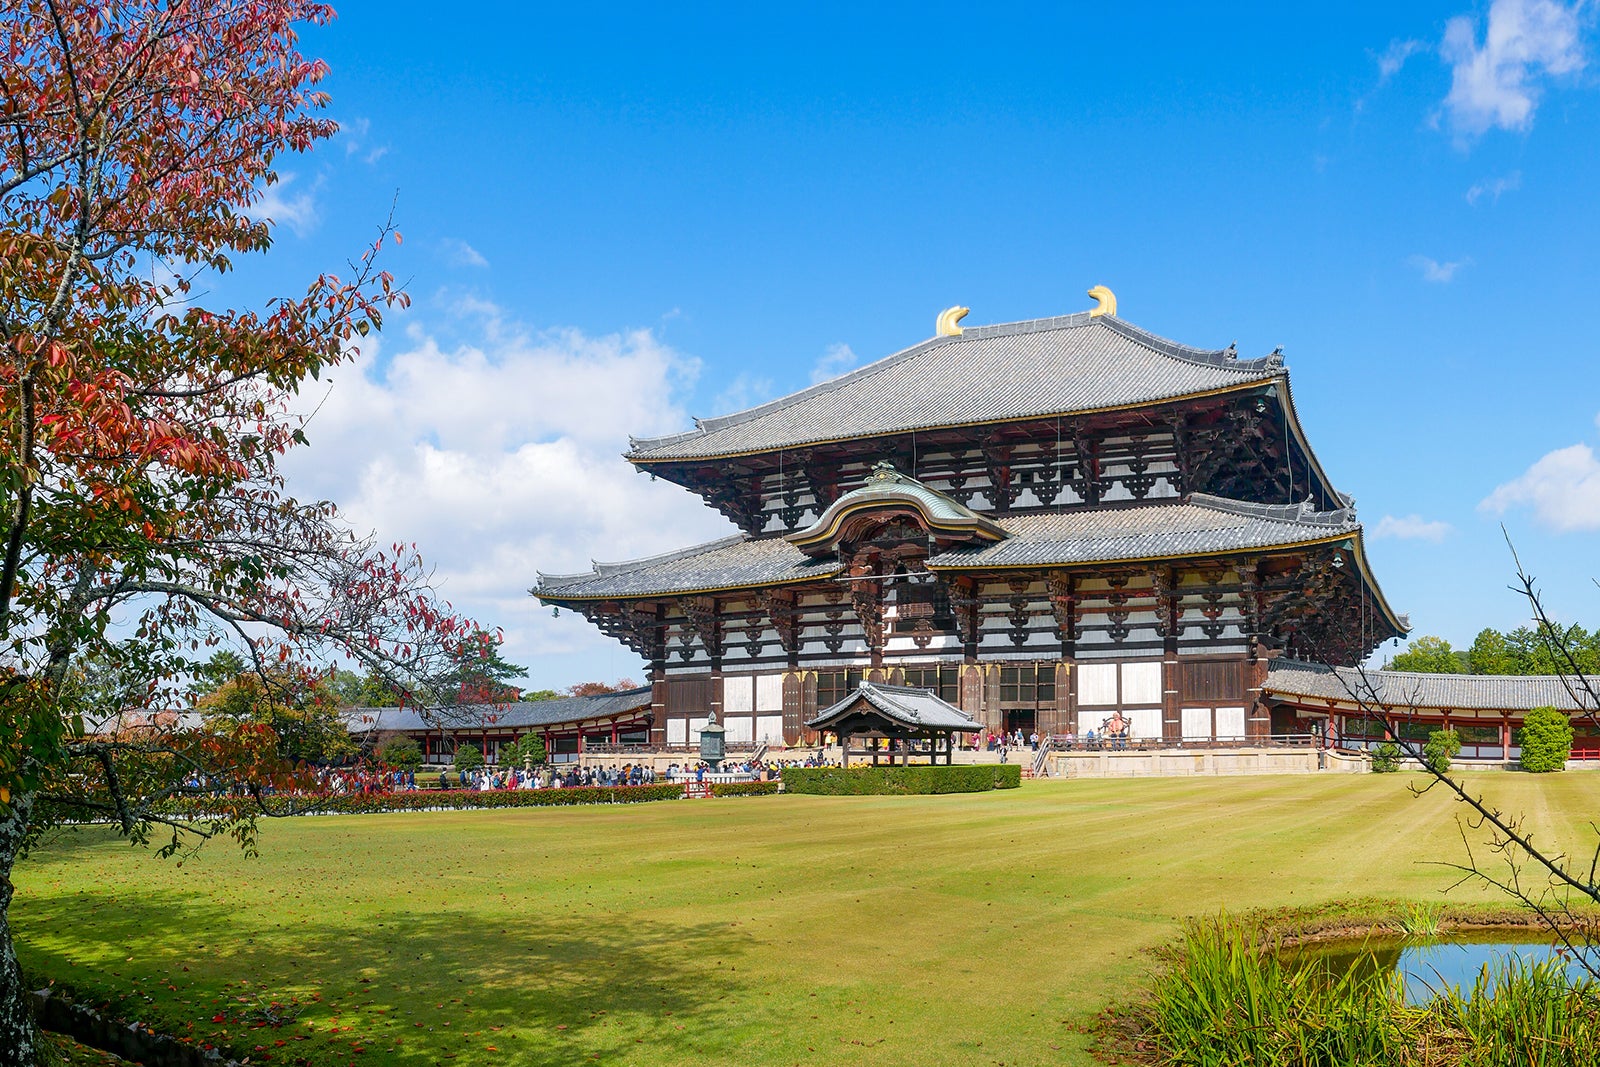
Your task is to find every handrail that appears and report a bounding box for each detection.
[1031,735,1054,778]
[1046,733,1321,752]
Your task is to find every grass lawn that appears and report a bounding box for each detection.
[13,773,1600,1067]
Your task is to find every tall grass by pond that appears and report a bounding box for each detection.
[1120,916,1600,1067]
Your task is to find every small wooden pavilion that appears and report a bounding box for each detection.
[807,682,982,766]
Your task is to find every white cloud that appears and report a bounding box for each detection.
[1440,0,1587,138]
[1372,514,1454,541]
[1481,431,1600,531]
[1377,38,1427,82]
[1466,170,1523,203]
[253,172,320,238]
[336,117,390,164]
[441,238,489,268]
[1409,254,1471,282]
[712,372,774,414]
[811,342,860,384]
[279,313,733,684]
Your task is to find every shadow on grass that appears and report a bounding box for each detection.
[18,885,758,1065]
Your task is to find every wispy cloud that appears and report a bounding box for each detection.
[1373,514,1454,541]
[252,172,320,238]
[810,342,860,384]
[1377,38,1427,82]
[1466,171,1523,203]
[441,238,489,268]
[712,372,775,414]
[335,116,390,165]
[1480,415,1600,532]
[1409,254,1472,283]
[1440,0,1587,139]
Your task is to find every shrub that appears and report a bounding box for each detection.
[148,783,686,818]
[376,735,423,771]
[709,781,780,797]
[451,745,484,772]
[1423,729,1461,774]
[1371,742,1402,773]
[502,733,547,768]
[1518,706,1574,773]
[781,764,1018,795]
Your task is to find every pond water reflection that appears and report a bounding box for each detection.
[1294,932,1599,1003]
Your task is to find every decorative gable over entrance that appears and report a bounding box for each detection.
[784,461,1008,558]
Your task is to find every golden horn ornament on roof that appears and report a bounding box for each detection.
[935,305,969,337]
[1087,285,1117,318]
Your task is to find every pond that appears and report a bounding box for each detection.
[1292,932,1600,1003]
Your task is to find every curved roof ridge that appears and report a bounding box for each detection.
[1096,315,1284,372]
[537,533,749,583]
[626,312,1284,459]
[1188,493,1356,527]
[628,333,955,454]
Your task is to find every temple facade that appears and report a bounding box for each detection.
[533,293,1408,750]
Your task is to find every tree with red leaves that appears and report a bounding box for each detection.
[0,4,482,1061]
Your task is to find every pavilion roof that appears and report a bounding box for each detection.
[806,682,982,732]
[1264,659,1598,714]
[626,312,1284,463]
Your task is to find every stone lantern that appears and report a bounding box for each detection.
[698,710,726,771]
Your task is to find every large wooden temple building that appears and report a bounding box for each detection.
[534,291,1408,749]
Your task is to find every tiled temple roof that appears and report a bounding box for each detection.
[534,535,842,600]
[342,687,654,734]
[627,313,1283,462]
[1264,659,1598,713]
[806,681,982,731]
[533,495,1369,602]
[924,495,1356,569]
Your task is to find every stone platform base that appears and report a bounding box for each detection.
[1050,746,1368,778]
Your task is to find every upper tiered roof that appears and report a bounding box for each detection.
[627,311,1286,463]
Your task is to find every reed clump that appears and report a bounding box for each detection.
[1119,916,1600,1067]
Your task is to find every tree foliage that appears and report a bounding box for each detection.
[1517,707,1574,773]
[375,734,423,772]
[451,745,484,772]
[1387,635,1467,674]
[503,732,547,767]
[197,672,355,765]
[566,678,640,697]
[1422,728,1461,775]
[0,4,490,1061]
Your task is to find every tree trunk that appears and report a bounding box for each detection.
[0,791,40,1067]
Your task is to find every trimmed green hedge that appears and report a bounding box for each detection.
[149,784,687,819]
[781,764,1020,795]
[710,780,781,797]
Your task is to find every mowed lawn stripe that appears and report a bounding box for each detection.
[13,773,1600,1067]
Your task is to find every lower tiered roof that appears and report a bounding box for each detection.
[533,494,1381,601]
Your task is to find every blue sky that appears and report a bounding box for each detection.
[246,1,1600,689]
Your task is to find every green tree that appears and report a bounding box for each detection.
[1388,635,1460,674]
[452,745,485,772]
[1467,628,1517,675]
[1371,742,1402,773]
[0,5,487,1059]
[521,689,560,703]
[376,735,424,772]
[504,733,547,767]
[1422,729,1461,775]
[198,673,356,766]
[1517,707,1574,773]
